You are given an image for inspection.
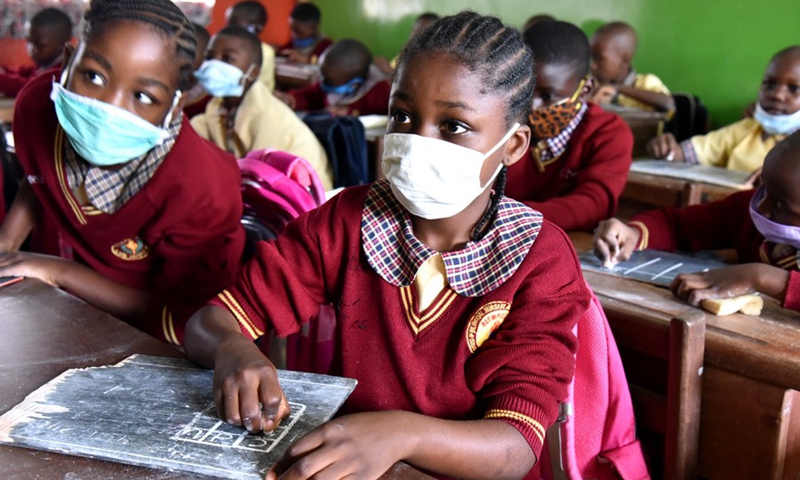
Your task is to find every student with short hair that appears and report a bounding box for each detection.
[0,0,245,345]
[595,129,800,312]
[648,46,800,173]
[185,12,588,480]
[278,2,332,65]
[191,26,333,189]
[505,21,633,233]
[590,21,674,113]
[226,0,276,91]
[278,38,390,116]
[0,8,72,97]
[182,23,212,119]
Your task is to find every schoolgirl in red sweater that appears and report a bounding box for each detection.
[0,0,245,344]
[186,12,590,480]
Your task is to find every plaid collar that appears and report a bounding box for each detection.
[361,179,543,297]
[759,241,800,270]
[325,64,384,107]
[536,102,588,163]
[64,113,182,214]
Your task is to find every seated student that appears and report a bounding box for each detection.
[191,26,333,189]
[185,12,588,480]
[374,12,439,77]
[0,0,245,345]
[278,39,390,116]
[594,129,800,312]
[0,8,72,97]
[589,21,674,114]
[278,3,332,65]
[648,46,800,173]
[226,0,276,91]
[505,21,633,233]
[182,23,212,119]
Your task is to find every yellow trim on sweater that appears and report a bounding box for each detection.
[485,409,545,444]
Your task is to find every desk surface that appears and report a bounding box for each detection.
[570,232,800,391]
[0,280,433,480]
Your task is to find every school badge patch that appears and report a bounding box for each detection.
[466,301,511,353]
[111,237,150,261]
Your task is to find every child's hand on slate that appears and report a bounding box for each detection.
[593,218,641,268]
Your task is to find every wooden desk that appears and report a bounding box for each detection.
[570,233,800,480]
[621,170,746,213]
[603,106,668,159]
[275,61,319,91]
[0,280,433,480]
[0,96,13,124]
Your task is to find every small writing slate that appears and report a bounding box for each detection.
[0,355,356,479]
[580,250,728,287]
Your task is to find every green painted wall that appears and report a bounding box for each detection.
[313,0,800,127]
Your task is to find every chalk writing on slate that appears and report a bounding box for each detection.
[579,249,728,287]
[0,355,357,480]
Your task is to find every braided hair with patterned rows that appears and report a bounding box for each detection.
[82,0,197,91]
[395,11,535,241]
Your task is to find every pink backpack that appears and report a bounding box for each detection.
[540,283,650,480]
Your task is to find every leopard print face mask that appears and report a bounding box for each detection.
[529,77,587,140]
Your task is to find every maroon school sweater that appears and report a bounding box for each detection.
[210,182,588,474]
[0,64,38,97]
[13,72,246,344]
[289,79,391,116]
[629,190,800,311]
[506,103,633,232]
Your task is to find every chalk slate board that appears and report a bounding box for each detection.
[580,249,728,287]
[629,159,752,189]
[0,355,356,479]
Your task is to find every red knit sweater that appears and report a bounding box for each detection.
[13,72,246,344]
[505,103,633,233]
[0,64,38,97]
[629,190,800,311]
[210,184,588,475]
[288,79,391,116]
[279,37,333,63]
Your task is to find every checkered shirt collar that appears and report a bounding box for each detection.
[538,103,588,162]
[64,113,183,214]
[361,179,543,297]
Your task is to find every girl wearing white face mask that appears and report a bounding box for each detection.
[0,0,245,345]
[594,129,800,313]
[646,45,800,173]
[185,12,592,480]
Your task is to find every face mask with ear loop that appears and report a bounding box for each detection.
[528,76,587,140]
[194,60,256,98]
[50,54,181,167]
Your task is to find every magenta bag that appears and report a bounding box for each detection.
[540,283,650,480]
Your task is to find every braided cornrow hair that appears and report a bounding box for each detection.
[395,11,534,241]
[83,0,197,91]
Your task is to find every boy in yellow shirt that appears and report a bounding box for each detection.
[590,21,674,114]
[226,0,276,91]
[191,26,333,189]
[648,46,800,173]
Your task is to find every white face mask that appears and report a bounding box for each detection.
[381,123,520,220]
[754,103,800,136]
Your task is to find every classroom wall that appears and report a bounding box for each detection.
[313,0,800,127]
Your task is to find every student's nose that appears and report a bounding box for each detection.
[97,89,134,113]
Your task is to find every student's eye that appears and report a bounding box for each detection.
[391,111,411,124]
[763,80,778,91]
[443,121,468,135]
[788,85,800,94]
[135,92,156,105]
[84,70,106,87]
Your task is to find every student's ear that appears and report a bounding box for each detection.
[61,43,75,72]
[503,123,532,167]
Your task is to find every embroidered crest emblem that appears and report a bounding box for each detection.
[111,237,150,261]
[466,301,511,353]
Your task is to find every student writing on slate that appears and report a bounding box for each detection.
[648,46,800,172]
[0,0,245,345]
[505,21,633,233]
[276,38,391,117]
[191,26,333,189]
[278,3,332,65]
[0,8,72,97]
[185,12,588,480]
[593,129,800,313]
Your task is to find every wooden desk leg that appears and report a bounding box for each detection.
[698,366,799,480]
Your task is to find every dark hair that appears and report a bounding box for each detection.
[322,39,371,79]
[192,22,210,47]
[772,45,800,63]
[291,3,321,23]
[416,12,439,23]
[523,20,590,77]
[395,11,533,241]
[216,25,263,67]
[230,1,267,27]
[82,0,197,91]
[31,7,73,42]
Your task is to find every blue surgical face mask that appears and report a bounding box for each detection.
[194,60,255,98]
[754,103,800,136]
[50,71,179,167]
[320,76,364,96]
[292,35,316,49]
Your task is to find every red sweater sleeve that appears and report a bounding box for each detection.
[0,65,37,97]
[349,80,390,116]
[628,190,756,252]
[783,270,800,313]
[523,113,633,232]
[289,81,327,112]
